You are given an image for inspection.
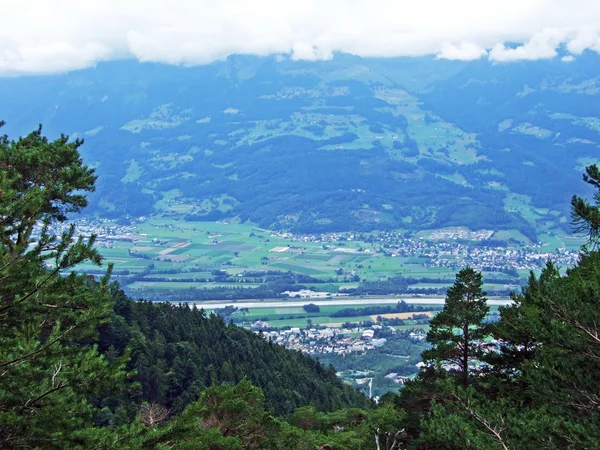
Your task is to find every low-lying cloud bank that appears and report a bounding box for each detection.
[2,0,600,74]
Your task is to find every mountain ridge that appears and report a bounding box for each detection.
[1,53,599,240]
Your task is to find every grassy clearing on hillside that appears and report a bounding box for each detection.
[373,88,481,165]
[504,194,537,224]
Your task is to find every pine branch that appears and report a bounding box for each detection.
[456,396,511,450]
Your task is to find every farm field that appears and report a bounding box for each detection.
[189,296,511,330]
[217,300,445,330]
[76,217,583,303]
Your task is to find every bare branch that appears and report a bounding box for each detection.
[0,325,76,368]
[51,361,62,389]
[24,381,68,410]
[456,397,510,450]
[139,403,170,429]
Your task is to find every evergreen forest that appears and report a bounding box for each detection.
[3,124,600,449]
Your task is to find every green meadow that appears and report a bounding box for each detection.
[81,217,583,303]
[226,302,440,330]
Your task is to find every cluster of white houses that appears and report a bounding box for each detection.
[252,325,388,356]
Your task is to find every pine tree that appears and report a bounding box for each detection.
[0,123,126,448]
[571,164,600,246]
[423,267,489,387]
[400,168,600,449]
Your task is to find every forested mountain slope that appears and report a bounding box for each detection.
[4,120,600,449]
[0,124,371,448]
[1,53,599,239]
[98,291,371,420]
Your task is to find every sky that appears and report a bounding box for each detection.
[2,0,600,75]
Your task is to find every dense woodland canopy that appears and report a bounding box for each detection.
[2,124,600,449]
[98,295,370,419]
[0,124,371,448]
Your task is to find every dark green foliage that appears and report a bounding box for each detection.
[397,170,600,448]
[0,123,375,448]
[571,164,600,247]
[0,123,96,255]
[423,267,489,387]
[98,296,371,418]
[330,300,442,318]
[303,303,320,313]
[482,267,556,388]
[157,379,274,449]
[518,252,600,447]
[143,380,401,450]
[0,125,126,448]
[411,255,600,449]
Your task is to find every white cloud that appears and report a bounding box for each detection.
[437,42,488,61]
[1,0,600,74]
[488,28,569,62]
[566,28,600,54]
[291,43,333,61]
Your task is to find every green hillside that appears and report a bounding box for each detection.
[3,120,600,449]
[99,292,371,418]
[2,54,600,240]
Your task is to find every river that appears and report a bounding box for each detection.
[187,296,513,310]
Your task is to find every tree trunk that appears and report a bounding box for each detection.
[462,289,472,387]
